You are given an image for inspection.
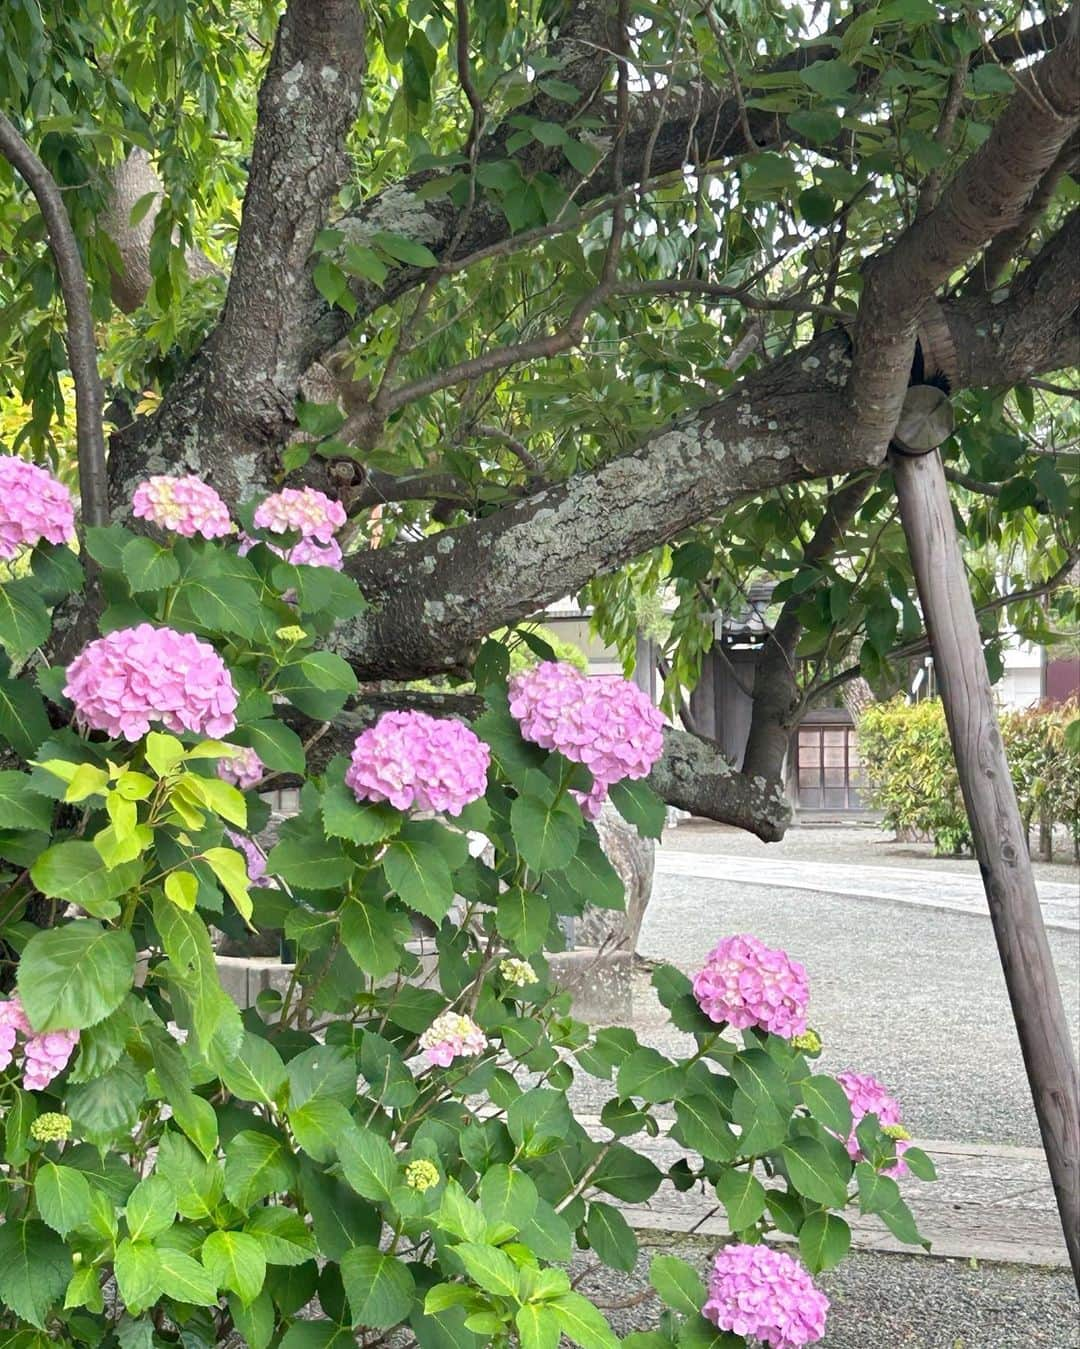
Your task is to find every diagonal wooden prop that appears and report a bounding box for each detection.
[892,438,1080,1290]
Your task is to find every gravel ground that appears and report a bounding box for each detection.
[574,1236,1080,1348]
[610,872,1080,1149]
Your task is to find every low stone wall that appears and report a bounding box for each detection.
[216,797,657,1021]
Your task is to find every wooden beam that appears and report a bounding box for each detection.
[891,446,1080,1290]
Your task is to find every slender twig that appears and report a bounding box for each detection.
[472,422,545,478]
[1027,377,1080,399]
[809,550,1080,703]
[0,112,108,528]
[916,53,969,218]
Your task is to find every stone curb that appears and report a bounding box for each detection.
[576,1115,1070,1269]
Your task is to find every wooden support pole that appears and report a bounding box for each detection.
[891,446,1080,1289]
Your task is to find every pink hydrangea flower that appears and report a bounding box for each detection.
[419,1011,487,1067]
[132,475,233,539]
[22,1029,80,1092]
[345,710,490,816]
[217,746,265,790]
[0,455,75,559]
[704,1244,828,1349]
[253,487,346,544]
[226,830,269,886]
[572,781,608,821]
[237,533,344,571]
[63,624,238,741]
[692,934,809,1039]
[508,662,665,791]
[0,996,79,1091]
[835,1070,911,1179]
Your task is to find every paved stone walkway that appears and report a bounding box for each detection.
[656,848,1080,931]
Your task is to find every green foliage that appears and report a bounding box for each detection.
[0,530,933,1341]
[858,696,1080,855]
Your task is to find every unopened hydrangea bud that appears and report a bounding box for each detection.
[132,475,233,539]
[346,710,490,816]
[704,1244,828,1348]
[217,746,264,790]
[405,1159,440,1192]
[419,1011,487,1067]
[275,625,307,643]
[0,455,75,559]
[882,1123,912,1142]
[692,934,810,1039]
[792,1029,822,1055]
[63,624,238,741]
[499,958,538,988]
[30,1112,72,1142]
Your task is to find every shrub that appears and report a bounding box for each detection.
[858,695,1080,856]
[857,698,971,854]
[0,462,932,1345]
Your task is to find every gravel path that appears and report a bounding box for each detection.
[574,1236,1080,1348]
[625,858,1080,1149]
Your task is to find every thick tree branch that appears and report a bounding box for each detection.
[849,21,1080,458]
[207,0,366,446]
[0,112,108,528]
[281,695,788,840]
[975,133,1079,289]
[99,150,221,313]
[336,247,1077,682]
[109,0,366,505]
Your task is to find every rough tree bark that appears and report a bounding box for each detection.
[55,4,1080,838]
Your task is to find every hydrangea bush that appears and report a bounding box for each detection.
[0,458,934,1344]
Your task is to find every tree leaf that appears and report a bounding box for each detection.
[586,1201,638,1273]
[121,536,180,592]
[0,770,52,831]
[800,1074,854,1137]
[34,1162,92,1237]
[798,1211,851,1272]
[30,841,143,920]
[338,1124,397,1203]
[776,1136,850,1207]
[0,579,50,659]
[203,1230,267,1306]
[714,1168,767,1230]
[607,778,666,839]
[495,885,550,956]
[17,919,135,1031]
[371,230,439,268]
[124,1174,176,1241]
[224,1130,295,1208]
[510,792,580,870]
[340,1246,416,1329]
[218,1030,288,1106]
[548,1292,618,1349]
[617,1046,682,1103]
[649,1255,706,1317]
[382,838,454,921]
[155,1246,218,1306]
[0,676,51,757]
[453,1243,520,1298]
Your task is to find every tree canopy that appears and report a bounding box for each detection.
[1,0,1077,840]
